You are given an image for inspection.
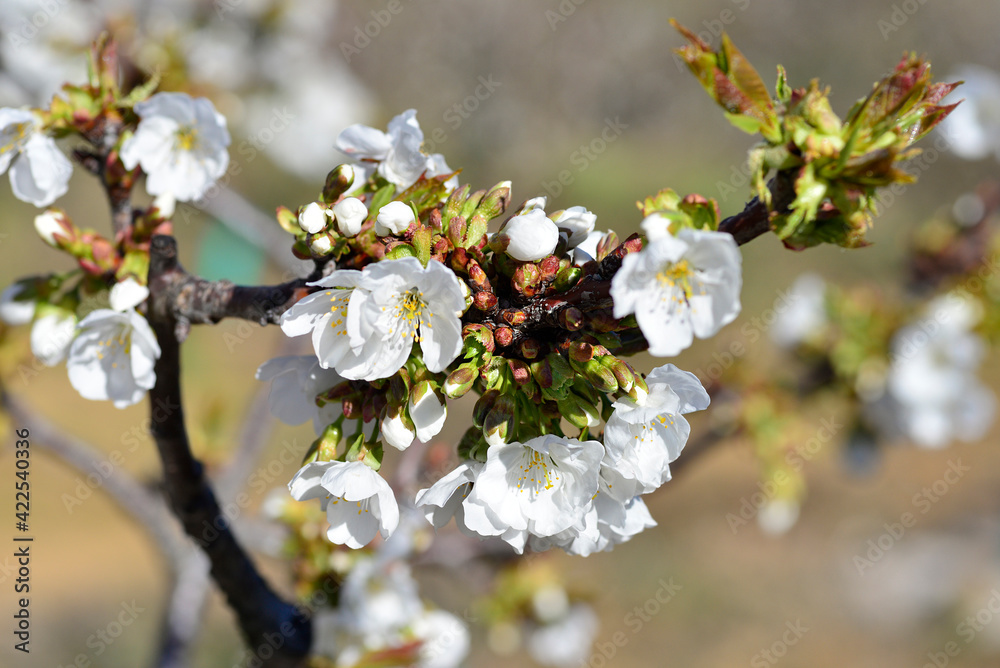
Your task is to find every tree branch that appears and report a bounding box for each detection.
[147,235,312,667]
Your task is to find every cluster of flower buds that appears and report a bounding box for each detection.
[271,104,746,555]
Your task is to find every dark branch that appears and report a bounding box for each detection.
[145,234,330,342]
[147,235,312,667]
[717,171,797,245]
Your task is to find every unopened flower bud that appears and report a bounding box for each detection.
[375,201,415,236]
[507,359,532,385]
[298,202,328,234]
[551,206,596,248]
[476,181,511,220]
[559,307,584,331]
[502,309,527,327]
[308,231,335,255]
[599,356,635,394]
[442,184,472,224]
[332,197,368,237]
[473,389,501,428]
[408,380,448,443]
[153,192,176,218]
[568,341,595,365]
[381,404,415,451]
[494,209,558,261]
[554,265,582,292]
[444,367,478,398]
[558,392,600,429]
[519,339,541,360]
[473,291,498,311]
[494,326,514,348]
[519,196,547,214]
[34,209,73,248]
[513,263,541,296]
[483,394,516,447]
[322,163,356,203]
[583,357,618,394]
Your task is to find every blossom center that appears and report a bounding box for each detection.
[175,125,200,152]
[391,288,430,340]
[0,122,30,156]
[656,260,694,298]
[96,325,131,369]
[516,449,561,494]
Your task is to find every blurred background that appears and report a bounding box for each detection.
[2,0,1000,666]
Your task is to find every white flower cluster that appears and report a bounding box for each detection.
[415,364,707,555]
[310,552,468,667]
[337,109,456,191]
[1,277,161,409]
[879,292,995,448]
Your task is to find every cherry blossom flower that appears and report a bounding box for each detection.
[414,460,482,532]
[375,201,415,236]
[882,293,995,448]
[66,279,161,409]
[603,363,710,493]
[254,355,341,435]
[771,273,828,348]
[466,434,604,544]
[412,610,470,668]
[288,460,399,548]
[611,226,742,356]
[296,201,327,234]
[551,206,596,248]
[332,196,368,237]
[336,109,454,189]
[0,107,72,207]
[278,269,375,378]
[938,65,1000,162]
[495,208,559,261]
[349,257,466,378]
[527,604,599,667]
[29,307,76,367]
[120,92,231,202]
[0,282,34,325]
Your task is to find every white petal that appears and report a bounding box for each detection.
[109,278,149,312]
